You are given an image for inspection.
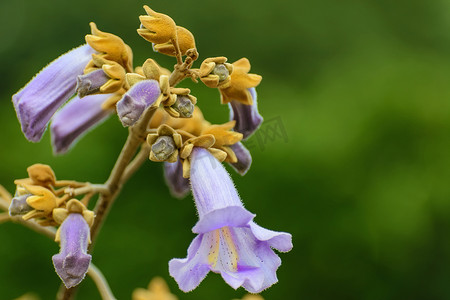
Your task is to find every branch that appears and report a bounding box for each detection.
[1,190,56,240]
[54,180,88,188]
[122,143,151,183]
[170,37,183,66]
[64,184,109,198]
[11,216,56,240]
[90,106,157,244]
[169,49,199,87]
[88,264,117,300]
[0,210,56,241]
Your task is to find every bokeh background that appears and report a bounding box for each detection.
[1,0,450,299]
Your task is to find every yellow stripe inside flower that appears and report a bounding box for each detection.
[207,226,239,272]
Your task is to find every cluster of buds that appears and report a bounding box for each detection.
[147,109,244,179]
[9,4,292,296]
[8,164,96,288]
[138,6,197,62]
[199,57,234,88]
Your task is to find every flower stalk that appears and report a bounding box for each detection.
[87,263,117,300]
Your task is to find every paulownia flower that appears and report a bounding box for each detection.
[12,44,95,142]
[76,60,126,97]
[116,79,161,126]
[229,87,263,140]
[12,183,57,220]
[77,69,110,97]
[163,159,190,199]
[228,142,252,175]
[12,31,128,151]
[157,106,252,197]
[52,213,91,288]
[52,200,94,288]
[169,148,292,293]
[217,58,263,139]
[8,193,33,216]
[78,23,132,98]
[10,164,61,223]
[51,94,114,154]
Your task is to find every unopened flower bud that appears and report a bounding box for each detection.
[152,26,196,57]
[138,6,177,44]
[27,163,56,187]
[76,69,110,97]
[171,96,194,118]
[116,79,161,127]
[212,64,229,82]
[53,213,91,288]
[199,57,233,88]
[147,124,182,163]
[9,194,33,216]
[152,136,176,161]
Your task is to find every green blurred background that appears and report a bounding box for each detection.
[1,0,450,299]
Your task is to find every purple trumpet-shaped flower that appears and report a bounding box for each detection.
[228,142,252,176]
[12,44,95,142]
[116,80,161,127]
[164,159,190,198]
[229,88,263,140]
[51,94,113,154]
[52,213,92,288]
[169,148,292,293]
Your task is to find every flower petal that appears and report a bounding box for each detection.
[210,226,284,293]
[229,88,263,140]
[190,147,245,217]
[163,160,190,198]
[12,44,95,142]
[224,226,281,293]
[51,94,113,154]
[192,206,254,234]
[242,242,281,293]
[169,234,210,292]
[220,268,263,291]
[249,222,293,253]
[228,142,252,175]
[116,79,161,126]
